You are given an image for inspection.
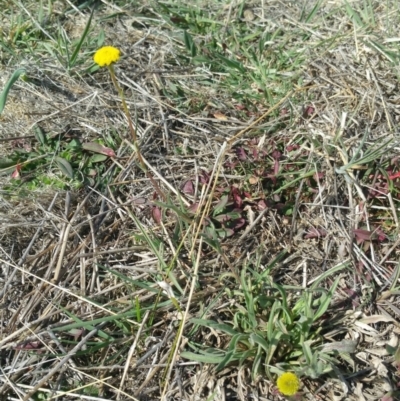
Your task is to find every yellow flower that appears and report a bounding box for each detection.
[93,46,121,67]
[276,372,300,396]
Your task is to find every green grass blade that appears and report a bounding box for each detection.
[344,0,363,27]
[0,68,26,115]
[301,0,323,23]
[70,6,95,67]
[190,318,239,336]
[314,276,340,321]
[310,261,350,290]
[183,30,197,57]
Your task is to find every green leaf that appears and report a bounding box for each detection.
[314,275,340,321]
[90,154,108,163]
[57,306,113,341]
[192,55,211,64]
[69,5,95,68]
[0,158,17,169]
[241,272,257,329]
[0,68,26,115]
[344,0,363,27]
[181,350,225,364]
[190,318,239,336]
[216,54,246,73]
[97,30,105,47]
[153,200,192,223]
[265,330,283,366]
[82,142,116,157]
[267,300,280,342]
[202,233,222,254]
[300,0,323,23]
[310,261,349,290]
[55,156,74,178]
[213,194,229,216]
[183,30,197,57]
[34,126,47,146]
[249,333,269,352]
[302,340,313,365]
[216,334,247,371]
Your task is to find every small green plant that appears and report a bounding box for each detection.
[0,125,116,192]
[182,258,351,382]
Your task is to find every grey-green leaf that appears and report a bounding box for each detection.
[55,156,74,178]
[0,68,26,115]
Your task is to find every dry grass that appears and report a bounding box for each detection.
[1,0,400,400]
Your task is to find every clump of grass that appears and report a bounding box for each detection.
[181,257,352,382]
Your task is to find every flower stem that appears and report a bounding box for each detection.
[107,64,166,200]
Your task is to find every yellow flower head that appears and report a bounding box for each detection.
[276,372,300,396]
[93,46,121,67]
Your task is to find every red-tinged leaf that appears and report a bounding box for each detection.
[304,227,327,239]
[181,179,194,195]
[225,161,238,169]
[353,229,373,242]
[258,199,267,210]
[152,206,162,224]
[199,171,210,184]
[272,150,282,160]
[274,158,279,176]
[381,392,394,401]
[11,163,21,179]
[231,187,243,208]
[15,341,41,350]
[376,228,386,242]
[303,105,315,118]
[354,228,386,243]
[286,144,299,151]
[343,287,360,308]
[236,147,247,161]
[368,182,389,197]
[188,203,199,214]
[214,213,230,223]
[82,142,116,157]
[280,107,289,116]
[235,104,246,111]
[389,172,400,180]
[243,191,252,199]
[231,217,246,230]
